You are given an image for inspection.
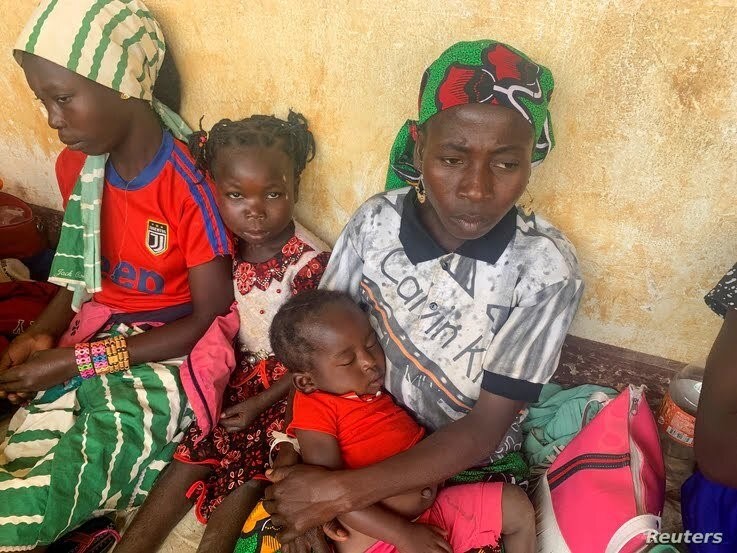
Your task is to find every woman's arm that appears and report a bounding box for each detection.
[0,257,233,393]
[126,257,233,364]
[265,390,522,541]
[23,287,76,341]
[694,308,737,487]
[347,392,523,502]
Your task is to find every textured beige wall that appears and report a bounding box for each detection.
[1,0,736,363]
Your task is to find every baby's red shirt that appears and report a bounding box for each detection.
[288,389,425,469]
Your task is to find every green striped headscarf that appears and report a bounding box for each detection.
[14,0,191,311]
[387,40,555,190]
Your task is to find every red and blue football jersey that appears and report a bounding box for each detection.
[55,131,231,312]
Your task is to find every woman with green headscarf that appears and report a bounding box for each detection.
[261,41,583,552]
[0,1,233,550]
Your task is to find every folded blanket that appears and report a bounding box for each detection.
[522,382,617,468]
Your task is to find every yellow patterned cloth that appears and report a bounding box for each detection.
[234,501,282,553]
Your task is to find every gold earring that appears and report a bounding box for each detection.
[120,92,130,100]
[519,189,534,215]
[415,175,427,204]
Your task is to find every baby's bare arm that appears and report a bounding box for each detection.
[296,430,419,548]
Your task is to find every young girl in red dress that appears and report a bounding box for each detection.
[117,112,330,553]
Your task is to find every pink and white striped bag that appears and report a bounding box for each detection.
[535,385,666,553]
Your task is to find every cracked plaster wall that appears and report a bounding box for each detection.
[1,0,735,363]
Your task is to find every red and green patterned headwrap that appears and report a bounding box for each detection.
[386,40,555,190]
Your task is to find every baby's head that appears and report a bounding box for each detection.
[270,290,386,396]
[188,111,315,246]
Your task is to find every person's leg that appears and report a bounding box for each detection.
[115,461,211,553]
[498,484,535,553]
[418,483,503,552]
[197,479,267,553]
[420,482,534,553]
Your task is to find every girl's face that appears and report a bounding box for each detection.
[212,144,297,248]
[293,302,386,397]
[22,53,135,156]
[414,103,534,252]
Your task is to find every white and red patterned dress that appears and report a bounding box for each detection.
[174,222,330,522]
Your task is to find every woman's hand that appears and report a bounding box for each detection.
[0,347,77,396]
[269,445,347,552]
[396,523,451,553]
[0,331,56,403]
[264,464,352,542]
[220,398,264,432]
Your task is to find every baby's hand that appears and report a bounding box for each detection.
[396,523,451,553]
[220,398,263,432]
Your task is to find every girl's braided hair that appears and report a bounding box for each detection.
[188,110,315,179]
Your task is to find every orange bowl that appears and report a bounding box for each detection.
[0,191,47,258]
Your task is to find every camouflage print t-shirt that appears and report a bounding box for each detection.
[320,188,583,459]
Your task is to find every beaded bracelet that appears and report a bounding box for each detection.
[103,336,130,373]
[74,335,131,378]
[90,340,110,375]
[74,342,96,379]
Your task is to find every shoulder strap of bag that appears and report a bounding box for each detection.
[605,514,661,553]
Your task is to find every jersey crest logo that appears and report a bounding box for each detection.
[146,220,168,255]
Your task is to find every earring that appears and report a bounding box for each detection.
[120,92,130,100]
[415,175,427,204]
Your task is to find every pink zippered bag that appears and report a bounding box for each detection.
[535,385,666,553]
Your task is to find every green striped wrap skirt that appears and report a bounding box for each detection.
[0,325,190,551]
